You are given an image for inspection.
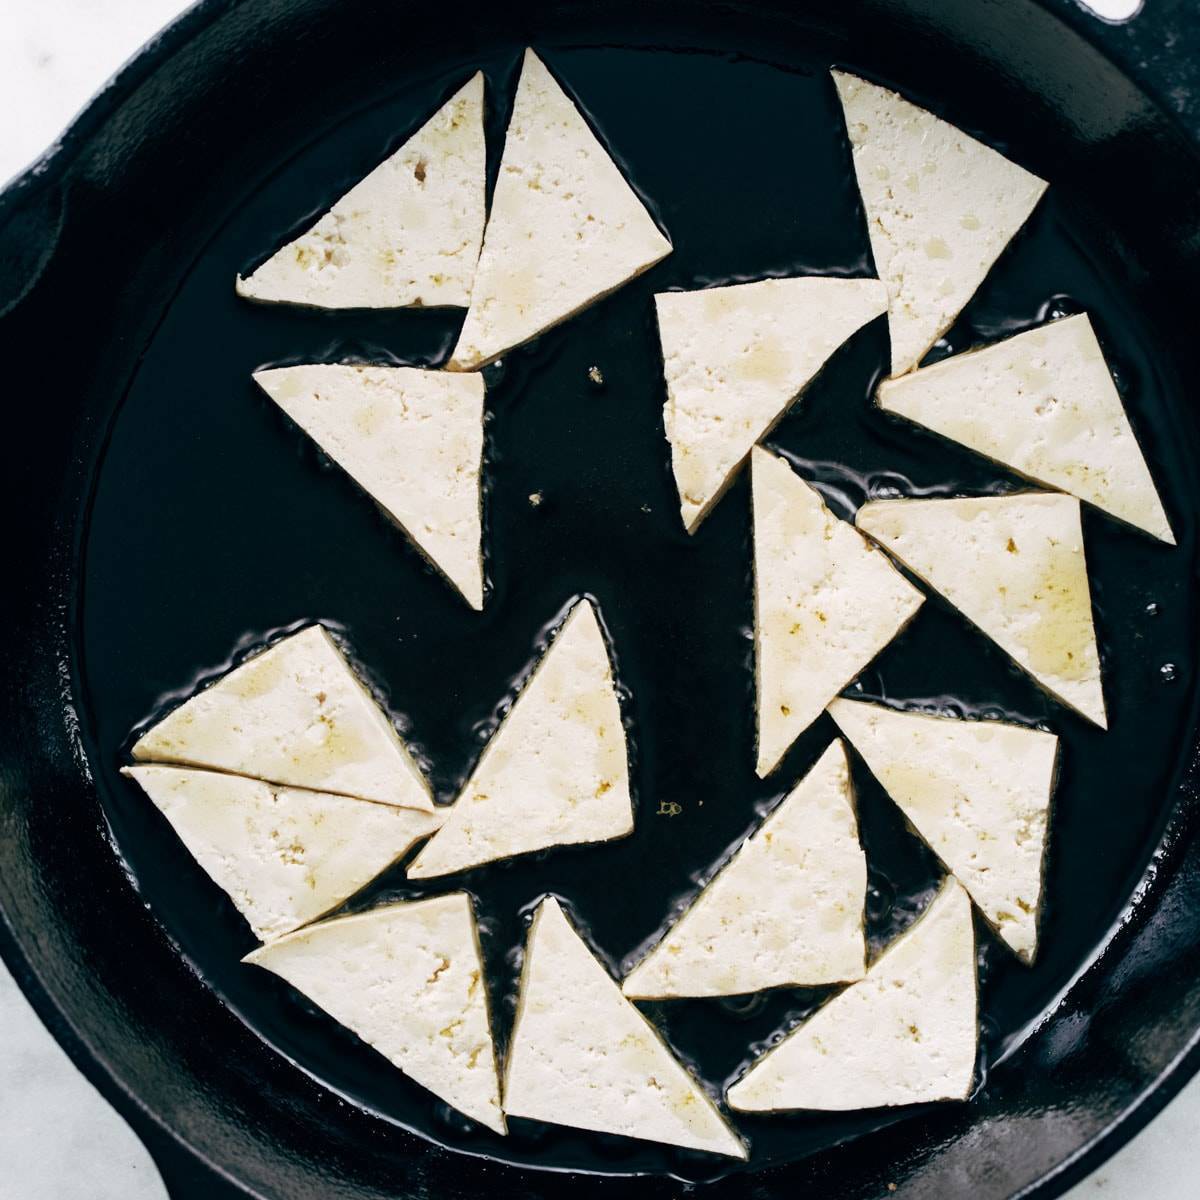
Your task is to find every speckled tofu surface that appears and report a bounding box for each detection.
[832,71,1047,377]
[622,740,866,998]
[876,314,1174,543]
[828,699,1058,961]
[123,765,442,942]
[131,625,433,811]
[857,494,1106,727]
[236,73,486,309]
[658,276,887,532]
[752,447,924,776]
[727,879,977,1112]
[448,50,671,370]
[245,893,506,1132]
[253,364,486,608]
[504,897,745,1157]
[407,599,632,878]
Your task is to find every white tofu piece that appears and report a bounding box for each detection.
[828,700,1058,962]
[236,74,486,309]
[131,625,433,811]
[504,897,746,1158]
[752,447,924,777]
[447,50,671,371]
[245,893,505,1133]
[832,71,1047,377]
[123,765,442,943]
[727,878,977,1112]
[658,276,889,532]
[856,493,1106,727]
[408,599,632,878]
[876,314,1174,543]
[622,740,866,999]
[253,364,486,609]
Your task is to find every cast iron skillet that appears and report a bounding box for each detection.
[3,1,1200,1197]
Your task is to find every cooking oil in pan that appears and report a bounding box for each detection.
[75,43,1198,1179]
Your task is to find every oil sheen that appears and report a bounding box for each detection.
[75,44,1198,1180]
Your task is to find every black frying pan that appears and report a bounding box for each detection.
[3,1,1200,1197]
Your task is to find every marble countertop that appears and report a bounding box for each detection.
[0,2,1193,1196]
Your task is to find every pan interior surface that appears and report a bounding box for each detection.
[5,1,1200,1197]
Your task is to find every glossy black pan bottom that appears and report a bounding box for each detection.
[74,42,1198,1180]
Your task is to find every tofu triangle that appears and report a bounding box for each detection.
[828,699,1057,961]
[253,364,485,608]
[245,894,505,1133]
[123,765,442,943]
[832,71,1047,377]
[622,740,867,998]
[752,447,924,776]
[856,493,1106,727]
[407,599,633,878]
[727,878,977,1112]
[237,73,486,309]
[447,50,671,370]
[131,625,434,811]
[504,897,746,1158]
[659,276,888,532]
[877,314,1174,543]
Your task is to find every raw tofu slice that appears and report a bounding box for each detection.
[408,599,632,877]
[622,740,867,999]
[253,364,485,608]
[876,314,1174,543]
[828,700,1057,961]
[237,74,485,309]
[245,893,505,1133]
[856,494,1106,727]
[123,765,442,942]
[504,897,745,1158]
[832,71,1047,376]
[659,276,888,532]
[131,625,433,811]
[752,447,924,777]
[727,878,977,1112]
[447,50,671,370]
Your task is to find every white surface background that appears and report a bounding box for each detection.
[0,1,1194,1196]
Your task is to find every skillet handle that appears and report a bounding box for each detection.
[133,1119,254,1200]
[152,1154,249,1200]
[0,178,65,320]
